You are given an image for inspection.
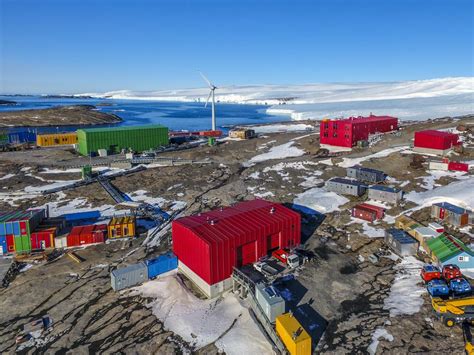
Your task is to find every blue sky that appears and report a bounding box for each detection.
[1,0,472,94]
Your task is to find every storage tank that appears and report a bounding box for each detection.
[255,283,285,323]
[111,262,148,291]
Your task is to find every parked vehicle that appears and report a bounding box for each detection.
[449,278,472,296]
[272,249,300,268]
[421,265,441,283]
[427,279,450,297]
[432,296,474,327]
[442,264,462,281]
[253,261,278,276]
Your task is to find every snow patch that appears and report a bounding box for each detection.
[244,141,305,166]
[293,188,349,213]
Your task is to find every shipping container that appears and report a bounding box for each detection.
[0,236,7,254]
[346,166,385,183]
[197,130,222,137]
[36,133,78,147]
[385,228,418,256]
[8,130,37,144]
[448,162,469,172]
[358,203,385,219]
[14,235,31,254]
[325,177,367,196]
[429,161,449,171]
[61,210,100,223]
[111,262,148,291]
[54,235,68,248]
[229,129,256,140]
[351,205,377,222]
[108,216,135,239]
[395,215,418,230]
[320,115,398,148]
[173,200,301,293]
[255,283,286,323]
[67,224,107,247]
[276,312,311,355]
[414,130,460,155]
[30,227,56,249]
[77,125,169,156]
[146,252,178,279]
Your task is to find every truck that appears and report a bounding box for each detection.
[432,296,474,327]
[272,249,300,268]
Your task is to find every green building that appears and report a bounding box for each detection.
[76,125,169,156]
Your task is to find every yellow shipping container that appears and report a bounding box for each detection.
[276,313,311,355]
[108,216,136,239]
[395,215,417,230]
[228,129,255,140]
[36,133,78,147]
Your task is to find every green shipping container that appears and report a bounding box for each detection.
[76,125,169,156]
[14,235,31,253]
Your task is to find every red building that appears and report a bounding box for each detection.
[67,224,108,247]
[320,115,398,148]
[414,130,461,155]
[172,199,301,298]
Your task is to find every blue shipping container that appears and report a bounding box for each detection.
[61,211,101,222]
[0,236,6,254]
[8,131,37,144]
[146,253,178,279]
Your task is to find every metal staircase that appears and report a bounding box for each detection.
[232,267,288,355]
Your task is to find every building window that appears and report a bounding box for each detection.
[333,123,338,129]
[344,134,349,139]
[333,132,338,138]
[458,256,469,262]
[323,132,328,137]
[324,123,329,129]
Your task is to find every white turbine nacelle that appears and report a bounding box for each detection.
[200,71,217,131]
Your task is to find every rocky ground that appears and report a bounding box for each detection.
[0,115,473,354]
[0,105,122,127]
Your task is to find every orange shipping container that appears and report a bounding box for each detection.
[108,216,136,239]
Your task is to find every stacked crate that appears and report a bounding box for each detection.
[0,210,46,254]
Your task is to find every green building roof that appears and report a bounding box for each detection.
[78,124,166,133]
[426,234,474,262]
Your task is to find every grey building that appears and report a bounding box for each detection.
[385,228,419,256]
[326,177,367,197]
[255,283,286,323]
[368,185,403,204]
[111,262,148,291]
[346,166,386,183]
[431,202,471,227]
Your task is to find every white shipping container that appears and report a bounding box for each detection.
[429,161,449,171]
[54,235,67,248]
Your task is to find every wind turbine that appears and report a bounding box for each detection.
[200,72,217,131]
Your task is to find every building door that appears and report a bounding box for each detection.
[439,208,445,219]
[236,241,257,267]
[267,233,280,253]
[6,235,14,252]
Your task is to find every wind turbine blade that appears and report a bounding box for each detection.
[199,71,213,88]
[204,90,212,107]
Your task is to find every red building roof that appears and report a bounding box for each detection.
[172,199,301,285]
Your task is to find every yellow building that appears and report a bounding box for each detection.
[36,133,78,147]
[276,313,311,355]
[108,216,136,239]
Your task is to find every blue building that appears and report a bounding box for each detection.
[426,234,474,271]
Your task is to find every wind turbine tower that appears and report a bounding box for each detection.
[200,72,218,131]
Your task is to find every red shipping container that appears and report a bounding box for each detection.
[6,234,15,253]
[352,206,377,222]
[30,228,56,249]
[358,203,385,219]
[320,115,398,147]
[172,200,301,285]
[448,162,469,172]
[67,224,107,247]
[414,130,460,150]
[197,130,223,137]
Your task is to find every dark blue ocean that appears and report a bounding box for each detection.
[0,96,288,133]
